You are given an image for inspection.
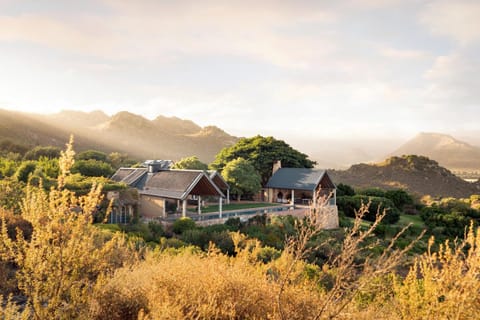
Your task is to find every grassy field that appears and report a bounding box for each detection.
[398,214,425,228]
[189,202,281,213]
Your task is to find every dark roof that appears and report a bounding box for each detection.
[265,168,335,190]
[111,168,147,187]
[110,168,224,200]
[208,171,229,191]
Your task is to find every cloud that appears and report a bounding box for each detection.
[0,1,338,69]
[420,0,480,45]
[424,50,480,107]
[0,14,118,57]
[379,47,431,60]
[0,0,477,142]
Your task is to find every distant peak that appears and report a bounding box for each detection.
[112,111,142,118]
[416,132,457,140]
[110,111,150,123]
[200,125,227,135]
[88,110,109,117]
[47,109,110,127]
[152,114,202,134]
[56,109,107,117]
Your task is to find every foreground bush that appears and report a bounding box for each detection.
[393,223,480,319]
[0,137,135,319]
[90,241,320,320]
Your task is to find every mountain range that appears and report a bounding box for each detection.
[0,109,237,162]
[390,132,480,173]
[1,108,479,171]
[1,109,480,196]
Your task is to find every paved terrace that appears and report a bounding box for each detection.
[155,204,310,226]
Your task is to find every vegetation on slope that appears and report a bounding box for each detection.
[330,155,480,198]
[1,138,480,319]
[0,109,238,163]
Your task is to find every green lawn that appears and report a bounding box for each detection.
[345,213,425,230]
[398,214,425,228]
[189,202,281,213]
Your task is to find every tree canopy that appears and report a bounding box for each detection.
[210,135,316,185]
[23,146,61,160]
[76,150,108,162]
[222,158,261,201]
[172,156,208,170]
[71,159,114,177]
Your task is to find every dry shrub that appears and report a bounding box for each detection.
[90,241,321,320]
[393,223,480,320]
[0,261,18,296]
[0,209,32,241]
[0,137,137,319]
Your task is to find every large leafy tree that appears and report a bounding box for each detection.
[173,156,208,170]
[72,159,114,177]
[211,135,316,184]
[222,158,261,201]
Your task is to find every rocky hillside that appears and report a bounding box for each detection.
[329,155,480,198]
[1,109,238,162]
[390,132,480,172]
[0,109,117,154]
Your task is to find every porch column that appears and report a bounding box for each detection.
[291,189,295,206]
[162,200,166,218]
[227,189,230,204]
[312,189,317,208]
[198,196,202,215]
[219,197,223,218]
[182,199,187,218]
[177,200,180,212]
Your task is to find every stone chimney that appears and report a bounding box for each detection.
[145,160,172,173]
[147,163,160,173]
[272,160,282,175]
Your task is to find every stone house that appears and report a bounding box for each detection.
[110,160,226,220]
[264,161,338,229]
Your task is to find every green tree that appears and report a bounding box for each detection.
[23,146,61,160]
[77,149,108,162]
[222,158,261,201]
[0,178,25,213]
[37,156,60,178]
[72,159,114,177]
[357,188,386,198]
[336,195,400,224]
[336,183,355,197]
[14,161,37,183]
[0,157,18,178]
[385,189,414,210]
[0,139,29,156]
[211,135,316,185]
[173,156,208,170]
[108,152,136,170]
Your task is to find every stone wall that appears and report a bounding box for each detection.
[318,205,339,229]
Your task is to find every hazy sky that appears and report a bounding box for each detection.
[0,0,479,143]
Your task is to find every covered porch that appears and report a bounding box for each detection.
[139,170,226,219]
[265,168,337,207]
